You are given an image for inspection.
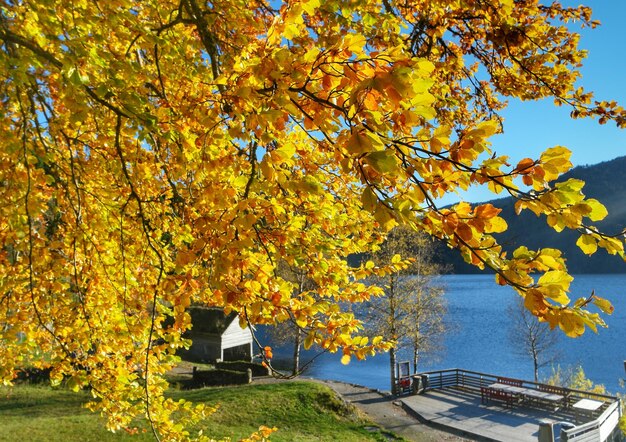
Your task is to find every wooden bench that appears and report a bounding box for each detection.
[525,384,568,410]
[538,384,568,397]
[481,386,520,408]
[497,376,523,387]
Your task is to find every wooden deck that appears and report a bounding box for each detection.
[399,369,622,442]
[400,387,576,442]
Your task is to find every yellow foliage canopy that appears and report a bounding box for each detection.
[0,0,624,439]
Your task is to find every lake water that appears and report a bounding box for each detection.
[282,274,626,393]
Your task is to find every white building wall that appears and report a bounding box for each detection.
[221,319,253,350]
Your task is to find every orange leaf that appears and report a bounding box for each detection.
[456,223,473,242]
[515,157,535,174]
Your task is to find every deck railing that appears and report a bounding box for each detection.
[412,368,623,442]
[561,401,622,442]
[413,368,617,404]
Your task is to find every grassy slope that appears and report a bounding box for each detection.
[0,381,396,442]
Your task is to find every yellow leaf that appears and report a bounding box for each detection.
[361,187,377,212]
[273,143,296,163]
[455,201,472,216]
[304,333,315,350]
[576,234,598,255]
[536,254,561,270]
[283,22,302,40]
[579,312,600,334]
[597,236,624,255]
[374,205,397,231]
[301,0,320,15]
[592,295,614,315]
[303,47,321,63]
[524,289,548,315]
[343,33,366,53]
[364,150,399,174]
[537,271,572,305]
[364,132,385,151]
[500,0,514,12]
[485,216,507,233]
[340,354,351,365]
[346,131,375,155]
[540,146,572,179]
[538,270,572,290]
[430,126,450,153]
[558,310,585,337]
[260,157,275,181]
[466,120,498,140]
[585,199,608,221]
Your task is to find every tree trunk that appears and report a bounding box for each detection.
[390,346,397,395]
[292,274,305,376]
[532,350,539,382]
[413,347,419,374]
[292,327,302,376]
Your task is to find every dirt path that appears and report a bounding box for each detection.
[312,379,471,442]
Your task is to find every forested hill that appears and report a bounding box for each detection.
[436,156,626,274]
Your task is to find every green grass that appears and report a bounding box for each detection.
[0,381,399,441]
[0,384,137,442]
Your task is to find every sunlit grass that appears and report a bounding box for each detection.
[0,381,398,441]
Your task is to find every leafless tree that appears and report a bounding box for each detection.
[507,297,560,382]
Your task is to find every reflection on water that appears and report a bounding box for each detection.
[278,274,626,393]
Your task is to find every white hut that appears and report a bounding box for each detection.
[182,307,253,363]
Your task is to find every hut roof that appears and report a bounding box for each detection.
[188,307,239,335]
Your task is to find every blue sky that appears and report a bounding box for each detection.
[438,0,626,205]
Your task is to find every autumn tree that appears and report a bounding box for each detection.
[546,365,606,395]
[364,226,446,394]
[0,0,624,439]
[263,260,318,376]
[507,297,560,382]
[405,279,447,375]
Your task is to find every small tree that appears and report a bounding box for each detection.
[263,321,303,376]
[546,365,606,395]
[404,278,446,374]
[508,297,560,382]
[365,226,447,394]
[265,260,318,376]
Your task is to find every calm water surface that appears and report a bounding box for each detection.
[293,274,626,393]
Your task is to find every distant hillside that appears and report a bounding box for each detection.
[436,156,626,274]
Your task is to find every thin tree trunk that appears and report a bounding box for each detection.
[390,346,397,394]
[388,275,397,394]
[413,347,419,374]
[292,327,301,376]
[532,350,539,382]
[292,274,305,376]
